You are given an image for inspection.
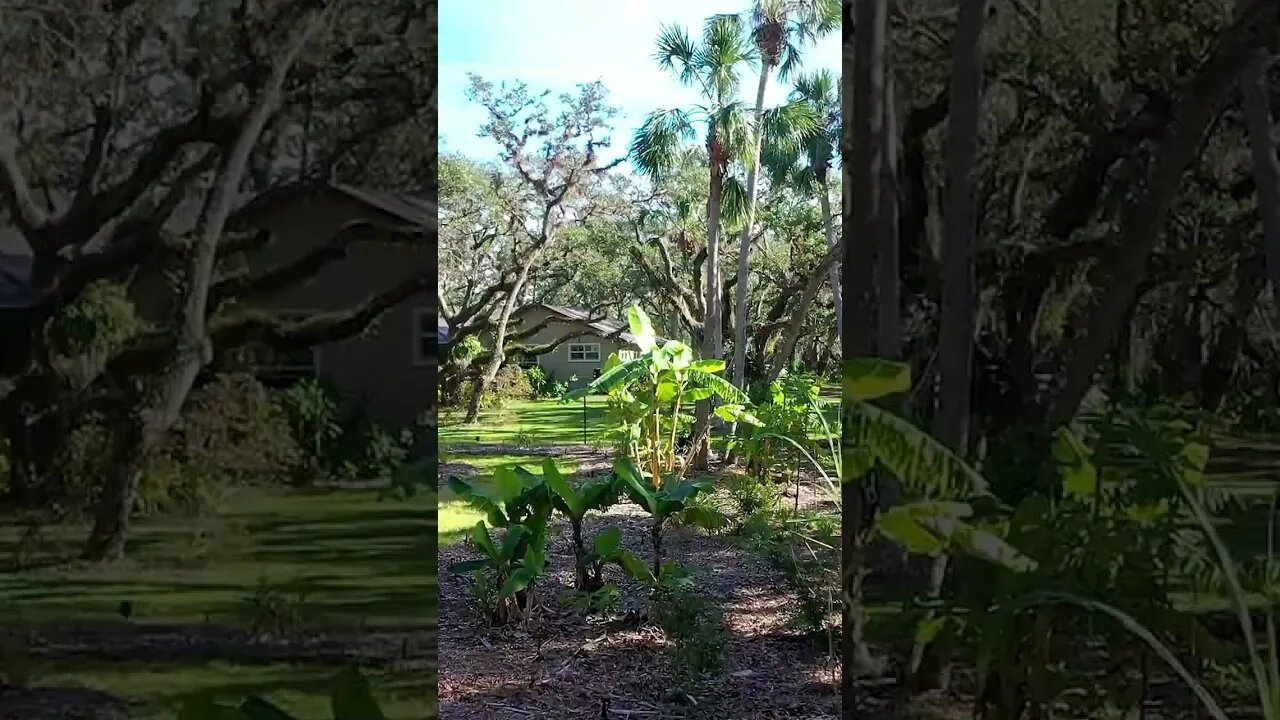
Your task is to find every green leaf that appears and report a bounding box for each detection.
[498,525,527,562]
[915,616,948,646]
[499,567,536,597]
[615,457,659,514]
[594,526,623,558]
[627,305,658,353]
[681,387,714,403]
[844,399,990,498]
[448,559,490,575]
[330,666,388,720]
[876,506,947,555]
[693,370,750,404]
[490,467,528,504]
[844,358,911,401]
[584,356,649,395]
[661,340,694,368]
[238,697,297,720]
[656,381,678,404]
[1053,428,1097,498]
[542,458,585,518]
[614,550,656,585]
[690,359,725,373]
[470,522,498,559]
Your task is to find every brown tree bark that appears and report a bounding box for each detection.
[1047,0,1280,429]
[1238,0,1280,334]
[912,0,989,691]
[843,0,889,691]
[82,13,326,561]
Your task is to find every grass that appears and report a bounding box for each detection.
[0,483,434,718]
[36,661,432,720]
[438,397,609,549]
[439,396,610,446]
[438,453,583,548]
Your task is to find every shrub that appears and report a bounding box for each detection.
[652,589,728,685]
[276,379,342,472]
[355,426,413,480]
[489,363,534,405]
[725,473,783,522]
[525,365,566,399]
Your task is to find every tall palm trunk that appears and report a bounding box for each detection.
[844,0,889,686]
[694,156,726,469]
[876,74,901,359]
[911,0,988,690]
[1238,0,1280,333]
[819,169,843,342]
[732,65,774,390]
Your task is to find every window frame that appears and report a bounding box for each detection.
[412,307,435,367]
[567,342,601,363]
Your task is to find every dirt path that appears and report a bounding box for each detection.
[438,491,839,719]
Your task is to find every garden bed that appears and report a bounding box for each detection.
[438,471,840,719]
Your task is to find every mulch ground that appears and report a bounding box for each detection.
[438,452,839,720]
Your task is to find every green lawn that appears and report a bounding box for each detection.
[439,396,610,446]
[438,397,609,549]
[0,484,434,718]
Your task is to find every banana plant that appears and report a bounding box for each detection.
[541,457,623,590]
[178,666,387,720]
[565,306,760,483]
[447,465,553,623]
[1019,417,1280,720]
[613,455,719,580]
[450,520,548,624]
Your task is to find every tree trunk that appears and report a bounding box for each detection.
[876,74,901,360]
[912,0,988,691]
[732,64,774,391]
[818,171,844,347]
[1048,0,1280,428]
[81,15,322,560]
[465,252,543,423]
[767,238,844,381]
[694,161,726,470]
[1238,1,1280,333]
[844,0,889,690]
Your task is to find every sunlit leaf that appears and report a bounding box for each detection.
[843,358,911,401]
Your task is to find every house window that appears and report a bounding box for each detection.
[617,349,638,361]
[567,343,600,362]
[412,308,434,366]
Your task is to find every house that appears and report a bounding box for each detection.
[222,183,435,428]
[0,184,436,430]
[497,304,656,389]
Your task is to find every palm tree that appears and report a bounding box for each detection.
[912,0,990,691]
[631,14,758,467]
[731,0,840,392]
[762,68,841,353]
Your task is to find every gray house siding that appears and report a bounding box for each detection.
[241,191,433,428]
[495,306,637,390]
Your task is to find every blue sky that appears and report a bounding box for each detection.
[440,0,841,171]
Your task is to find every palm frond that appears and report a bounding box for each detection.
[630,108,696,178]
[654,24,700,87]
[719,174,749,232]
[761,99,822,156]
[700,14,756,101]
